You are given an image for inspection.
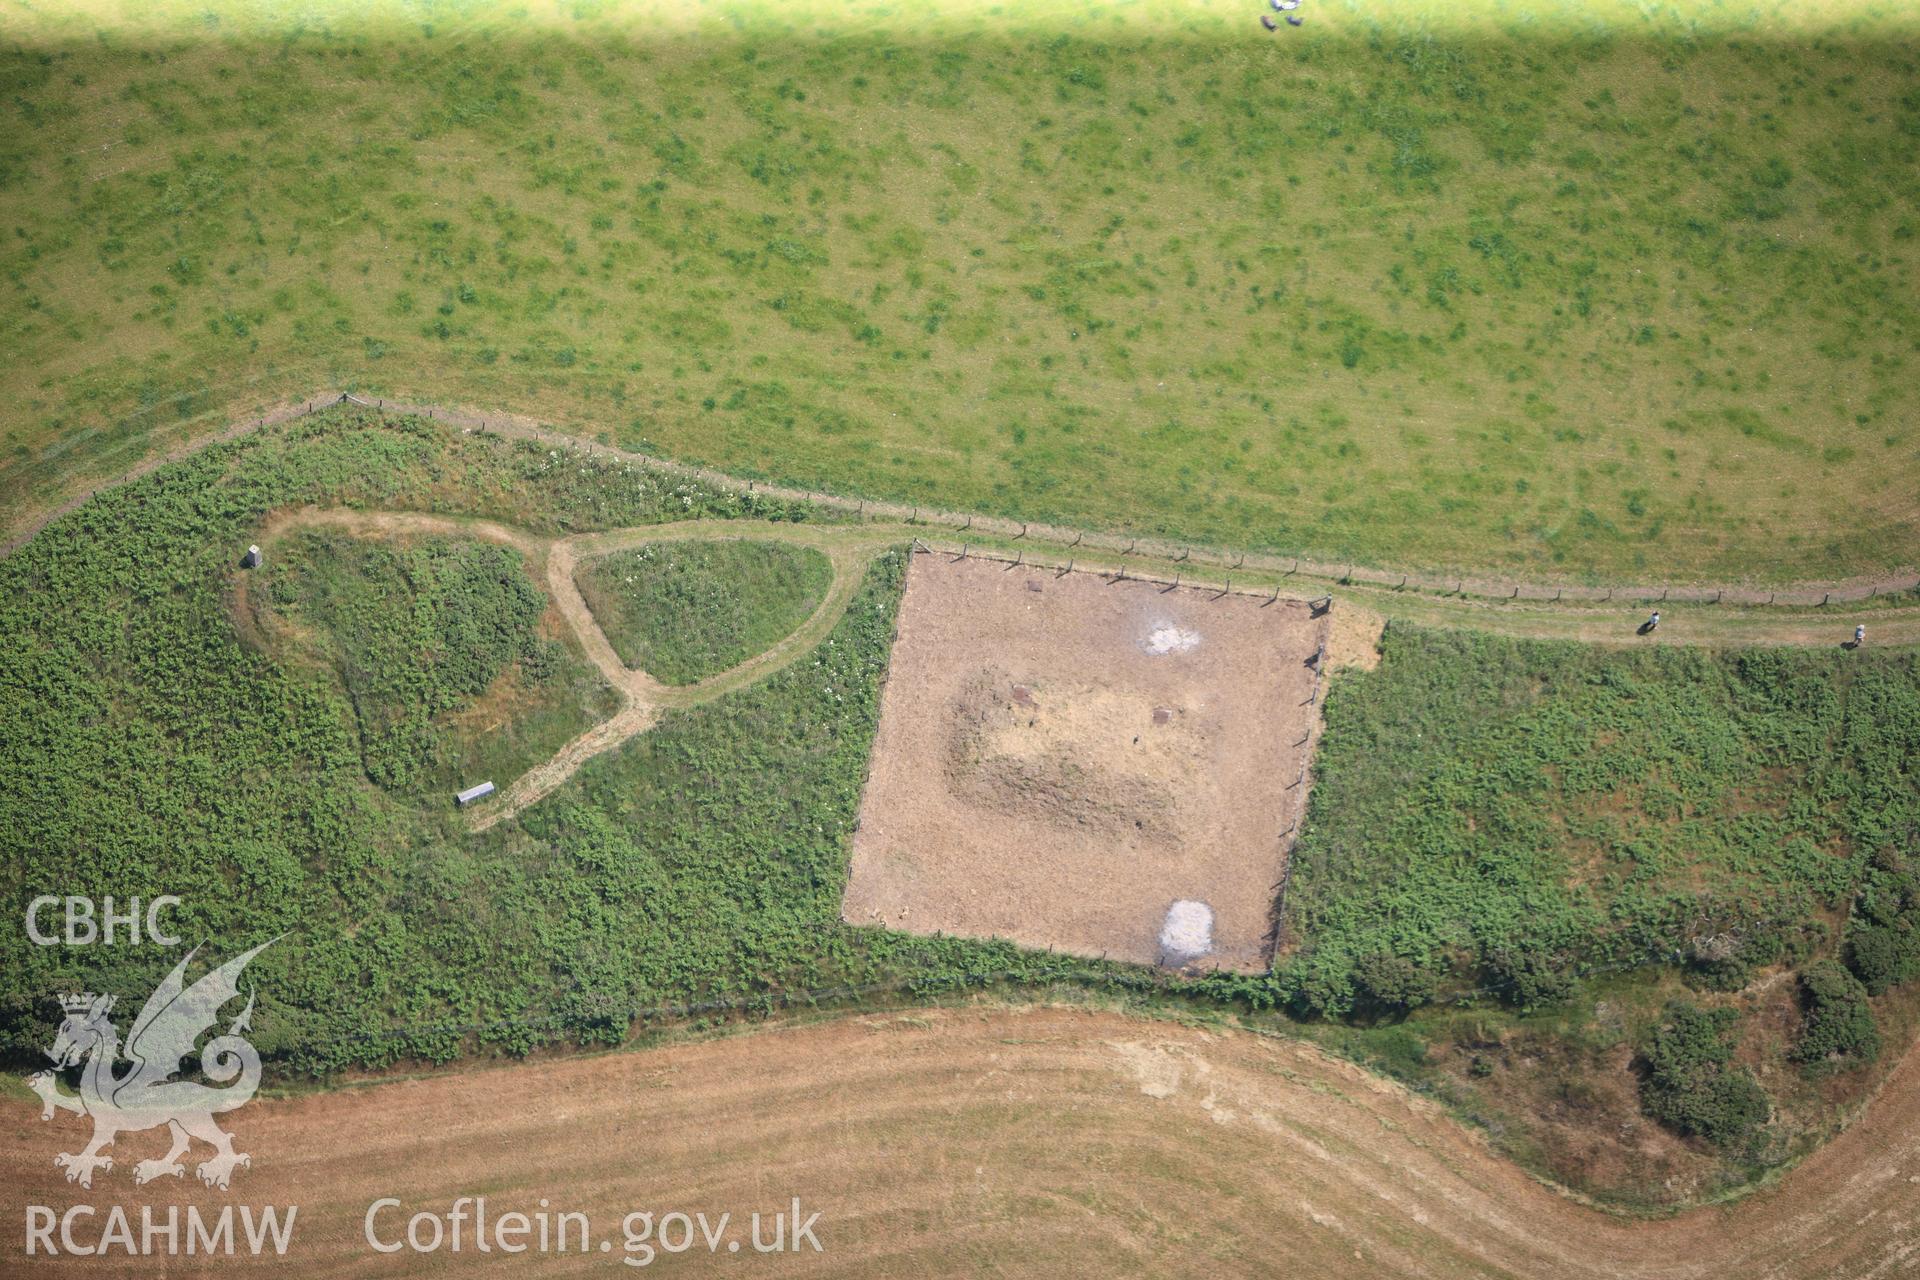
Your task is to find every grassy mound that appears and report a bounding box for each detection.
[0,407,1073,1081]
[257,528,614,797]
[0,407,959,1076]
[574,540,834,684]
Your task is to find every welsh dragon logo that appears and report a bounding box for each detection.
[26,940,275,1190]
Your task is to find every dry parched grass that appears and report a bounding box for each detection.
[2,1,1917,582]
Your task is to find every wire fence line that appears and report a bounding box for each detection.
[1267,607,1337,954]
[1,373,335,556]
[7,904,1765,1072]
[10,387,1917,611]
[263,957,1178,1065]
[905,533,1331,614]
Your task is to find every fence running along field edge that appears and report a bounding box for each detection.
[6,390,1917,609]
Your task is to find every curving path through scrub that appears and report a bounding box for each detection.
[248,508,904,831]
[20,417,1920,1274]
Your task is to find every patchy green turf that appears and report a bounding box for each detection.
[574,538,834,684]
[1,1,1915,581]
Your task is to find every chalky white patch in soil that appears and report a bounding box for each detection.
[1160,899,1215,960]
[1142,623,1202,655]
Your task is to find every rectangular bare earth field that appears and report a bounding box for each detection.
[844,552,1326,972]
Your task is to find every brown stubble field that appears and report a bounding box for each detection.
[9,1003,1920,1278]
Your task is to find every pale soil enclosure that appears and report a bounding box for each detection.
[844,552,1327,971]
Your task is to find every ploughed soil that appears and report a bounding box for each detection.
[9,1005,1920,1277]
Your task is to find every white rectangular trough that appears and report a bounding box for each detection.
[455,781,496,807]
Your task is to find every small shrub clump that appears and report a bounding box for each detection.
[1349,952,1437,1018]
[1638,1002,1770,1150]
[1791,961,1881,1075]
[1843,844,1920,996]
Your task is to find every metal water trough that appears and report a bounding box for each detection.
[455,781,496,807]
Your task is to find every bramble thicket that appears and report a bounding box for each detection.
[1280,621,1920,1170]
[1283,627,1920,1020]
[1,410,1142,1073]
[2,409,1917,1204]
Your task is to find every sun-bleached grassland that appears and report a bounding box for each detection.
[1,0,1915,581]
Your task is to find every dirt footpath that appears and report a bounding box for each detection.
[844,553,1325,971]
[240,509,900,832]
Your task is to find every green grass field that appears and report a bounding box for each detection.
[574,538,834,683]
[2,0,1915,581]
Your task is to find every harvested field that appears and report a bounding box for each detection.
[844,552,1326,971]
[10,1005,1920,1278]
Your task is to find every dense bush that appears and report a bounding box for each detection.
[1638,1002,1770,1149]
[1484,938,1578,1013]
[1349,952,1437,1017]
[1791,961,1881,1075]
[1843,844,1920,995]
[1279,625,1918,1020]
